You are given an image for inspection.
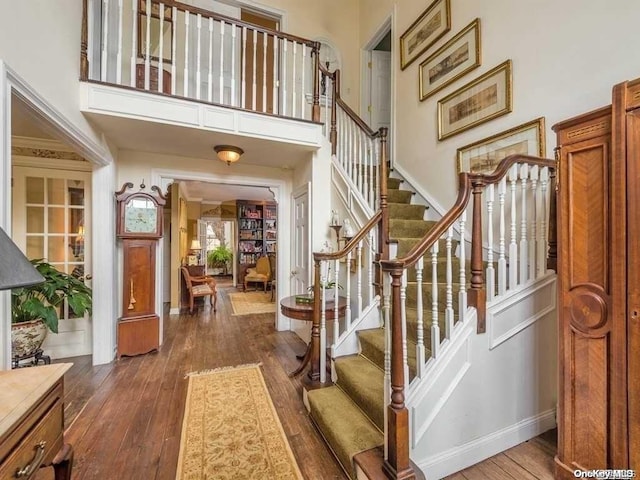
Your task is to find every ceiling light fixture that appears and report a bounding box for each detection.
[214,145,244,165]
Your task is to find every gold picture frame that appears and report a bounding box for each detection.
[399,0,451,71]
[437,60,513,141]
[457,117,546,174]
[419,18,481,101]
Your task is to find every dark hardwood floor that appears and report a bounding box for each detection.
[34,281,556,480]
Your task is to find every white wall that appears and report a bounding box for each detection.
[359,0,640,208]
[0,1,105,149]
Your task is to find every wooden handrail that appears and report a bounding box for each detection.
[313,211,382,262]
[159,0,318,47]
[336,98,380,138]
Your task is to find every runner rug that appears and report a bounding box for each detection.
[176,364,303,480]
[228,291,276,316]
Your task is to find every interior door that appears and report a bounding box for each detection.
[370,50,391,132]
[12,167,92,359]
[241,9,279,113]
[292,184,310,294]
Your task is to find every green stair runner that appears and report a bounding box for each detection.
[308,173,461,478]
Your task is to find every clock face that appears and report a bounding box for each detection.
[124,197,158,234]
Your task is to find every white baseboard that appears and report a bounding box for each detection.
[169,307,180,315]
[417,409,556,479]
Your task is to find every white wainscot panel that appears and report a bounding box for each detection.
[85,84,200,126]
[237,113,321,145]
[202,106,237,132]
[487,275,556,350]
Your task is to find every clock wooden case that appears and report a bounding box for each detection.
[115,182,166,358]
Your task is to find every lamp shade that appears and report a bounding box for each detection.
[190,239,202,250]
[0,226,44,290]
[214,145,244,165]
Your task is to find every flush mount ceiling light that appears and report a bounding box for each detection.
[214,145,244,165]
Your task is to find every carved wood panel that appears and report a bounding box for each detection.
[122,239,156,317]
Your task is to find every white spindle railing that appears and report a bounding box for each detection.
[380,157,555,385]
[91,0,317,121]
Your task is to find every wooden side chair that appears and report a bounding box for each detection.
[244,256,272,292]
[181,266,217,314]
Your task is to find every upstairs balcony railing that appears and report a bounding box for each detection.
[81,0,321,122]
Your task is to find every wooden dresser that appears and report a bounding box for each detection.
[553,77,640,477]
[0,364,73,480]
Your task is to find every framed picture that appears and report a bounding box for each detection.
[437,60,512,140]
[419,18,481,101]
[399,0,451,70]
[456,117,546,174]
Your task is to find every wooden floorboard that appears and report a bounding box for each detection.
[35,282,346,480]
[33,280,556,480]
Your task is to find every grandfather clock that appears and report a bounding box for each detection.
[115,182,166,358]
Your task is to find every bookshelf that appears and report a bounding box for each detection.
[237,200,276,269]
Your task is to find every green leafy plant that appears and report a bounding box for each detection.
[11,259,93,334]
[207,244,233,272]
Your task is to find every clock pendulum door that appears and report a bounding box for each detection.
[118,238,159,357]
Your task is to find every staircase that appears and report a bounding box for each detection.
[307,173,452,478]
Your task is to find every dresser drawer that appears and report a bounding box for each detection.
[0,399,63,479]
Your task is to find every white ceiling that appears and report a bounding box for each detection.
[181,180,275,203]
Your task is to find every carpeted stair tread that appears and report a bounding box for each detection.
[389,203,427,220]
[395,237,460,256]
[387,189,413,204]
[358,328,419,380]
[307,385,383,479]
[335,355,385,430]
[387,177,402,190]
[389,219,438,239]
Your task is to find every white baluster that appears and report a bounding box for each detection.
[369,138,375,210]
[509,165,519,289]
[431,242,440,359]
[486,184,495,300]
[157,2,164,92]
[458,208,468,323]
[171,7,177,95]
[231,24,237,107]
[519,164,529,284]
[445,227,454,339]
[195,14,202,100]
[207,18,213,102]
[272,35,278,113]
[282,39,288,116]
[262,32,268,112]
[101,0,109,82]
[300,44,306,119]
[251,30,257,111]
[130,0,137,87]
[368,230,375,303]
[415,257,425,377]
[241,27,247,108]
[290,41,297,116]
[401,270,409,391]
[529,166,539,280]
[116,0,123,84]
[183,12,189,97]
[356,241,363,319]
[320,260,327,384]
[219,21,226,104]
[345,250,352,330]
[144,0,151,89]
[498,178,507,295]
[333,259,340,348]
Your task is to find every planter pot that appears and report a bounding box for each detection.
[11,320,48,358]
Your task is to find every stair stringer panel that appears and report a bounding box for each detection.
[406,274,558,479]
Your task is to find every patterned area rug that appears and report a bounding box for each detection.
[229,291,276,316]
[176,364,303,479]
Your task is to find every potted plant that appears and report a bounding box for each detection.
[308,280,343,301]
[11,259,92,360]
[207,244,233,275]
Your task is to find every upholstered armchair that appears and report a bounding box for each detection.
[181,266,217,314]
[244,256,272,292]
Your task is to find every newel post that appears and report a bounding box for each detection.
[468,178,487,333]
[383,264,415,480]
[80,0,89,81]
[307,259,323,382]
[547,164,558,272]
[311,42,321,123]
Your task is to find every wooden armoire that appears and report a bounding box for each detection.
[553,77,640,477]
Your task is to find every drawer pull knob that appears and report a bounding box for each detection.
[15,441,46,478]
